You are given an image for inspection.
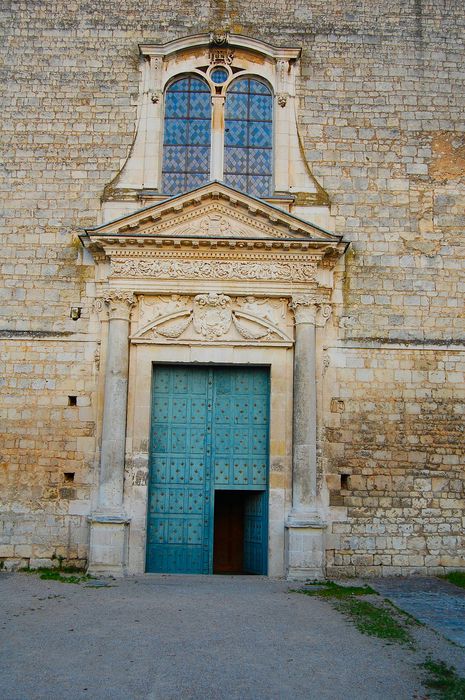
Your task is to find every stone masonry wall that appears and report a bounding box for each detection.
[1,1,464,571]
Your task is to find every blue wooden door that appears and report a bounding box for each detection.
[243,492,268,574]
[147,365,269,574]
[146,366,213,574]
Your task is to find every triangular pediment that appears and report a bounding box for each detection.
[86,182,342,244]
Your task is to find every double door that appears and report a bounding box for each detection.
[146,365,269,574]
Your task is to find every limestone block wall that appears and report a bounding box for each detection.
[1,1,464,572]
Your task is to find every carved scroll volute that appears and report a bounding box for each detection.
[316,304,332,328]
[103,290,136,322]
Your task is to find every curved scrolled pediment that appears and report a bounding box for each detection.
[131,293,293,346]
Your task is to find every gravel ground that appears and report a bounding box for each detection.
[0,572,463,700]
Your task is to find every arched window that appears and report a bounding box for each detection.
[224,78,273,198]
[161,76,212,195]
[161,73,273,198]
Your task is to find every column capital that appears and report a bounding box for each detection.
[289,295,332,327]
[103,290,136,321]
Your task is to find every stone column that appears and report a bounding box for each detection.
[285,295,331,580]
[88,290,135,576]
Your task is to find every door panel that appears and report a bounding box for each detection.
[243,491,268,574]
[147,365,269,574]
[147,366,211,574]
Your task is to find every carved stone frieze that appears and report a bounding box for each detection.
[111,257,318,282]
[131,294,293,345]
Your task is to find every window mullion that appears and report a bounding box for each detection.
[210,95,225,181]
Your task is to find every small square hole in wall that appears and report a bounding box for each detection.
[68,396,77,406]
[341,474,350,490]
[64,472,75,483]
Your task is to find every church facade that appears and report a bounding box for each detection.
[1,2,464,578]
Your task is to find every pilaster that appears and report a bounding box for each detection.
[286,294,331,580]
[88,290,135,576]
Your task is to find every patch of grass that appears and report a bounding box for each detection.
[296,581,413,645]
[422,659,465,699]
[24,567,93,585]
[336,597,413,644]
[441,571,465,590]
[38,569,92,584]
[299,581,376,598]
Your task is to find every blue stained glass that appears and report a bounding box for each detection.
[165,91,189,118]
[248,121,272,147]
[228,78,270,95]
[225,93,248,119]
[248,148,272,174]
[211,67,228,84]
[162,75,212,194]
[189,120,211,145]
[190,91,212,119]
[249,176,271,197]
[224,77,272,197]
[249,94,272,120]
[224,174,247,191]
[224,149,248,172]
[224,121,247,146]
[163,145,185,172]
[187,146,210,171]
[164,173,185,195]
[164,120,188,145]
[186,173,209,189]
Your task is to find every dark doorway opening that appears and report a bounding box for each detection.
[213,490,267,575]
[213,491,245,574]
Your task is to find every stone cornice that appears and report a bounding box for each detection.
[139,33,301,61]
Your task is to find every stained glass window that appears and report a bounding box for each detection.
[161,76,212,195]
[224,78,273,197]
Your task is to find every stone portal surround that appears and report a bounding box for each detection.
[88,290,332,577]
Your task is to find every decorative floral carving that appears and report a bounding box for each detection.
[232,314,271,340]
[111,257,318,282]
[192,293,232,339]
[156,314,192,338]
[277,93,288,107]
[150,91,161,104]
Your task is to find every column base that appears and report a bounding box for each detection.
[87,514,130,577]
[285,513,327,581]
